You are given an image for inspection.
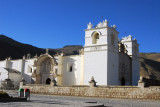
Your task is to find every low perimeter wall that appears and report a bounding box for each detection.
[21,85,160,100]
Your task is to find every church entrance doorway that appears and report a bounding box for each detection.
[121,77,125,86]
[46,78,51,84]
[35,54,54,84]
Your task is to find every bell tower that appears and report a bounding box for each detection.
[121,35,140,85]
[84,20,119,85]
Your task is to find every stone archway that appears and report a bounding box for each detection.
[35,55,54,84]
[91,31,100,44]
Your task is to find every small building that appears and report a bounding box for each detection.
[0,67,21,89]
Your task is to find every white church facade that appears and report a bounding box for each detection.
[0,20,140,89]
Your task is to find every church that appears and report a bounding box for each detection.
[0,20,140,89]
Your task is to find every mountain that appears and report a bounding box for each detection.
[0,35,160,85]
[0,35,83,60]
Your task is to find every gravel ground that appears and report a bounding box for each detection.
[0,90,160,107]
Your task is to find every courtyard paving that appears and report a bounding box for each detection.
[1,90,160,107]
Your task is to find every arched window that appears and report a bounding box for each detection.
[92,32,99,44]
[111,34,115,46]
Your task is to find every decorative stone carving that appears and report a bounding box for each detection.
[87,22,93,29]
[121,35,132,42]
[103,19,108,27]
[97,22,103,28]
[112,25,116,29]
[89,76,97,87]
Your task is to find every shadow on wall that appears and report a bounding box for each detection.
[23,73,32,84]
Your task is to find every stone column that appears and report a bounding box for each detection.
[20,59,25,81]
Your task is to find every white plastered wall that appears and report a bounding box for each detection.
[107,28,119,85]
[9,60,23,72]
[23,59,35,84]
[62,55,83,85]
[84,27,108,85]
[9,73,21,89]
[0,61,7,68]
[107,49,119,85]
[0,68,21,89]
[84,50,108,85]
[0,68,8,82]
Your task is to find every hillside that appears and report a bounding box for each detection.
[0,35,160,83]
[0,35,82,60]
[140,53,160,81]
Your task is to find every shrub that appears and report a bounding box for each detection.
[0,91,10,98]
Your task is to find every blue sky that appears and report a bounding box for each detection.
[0,0,160,52]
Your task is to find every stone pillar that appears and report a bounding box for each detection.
[20,59,25,81]
[87,22,93,29]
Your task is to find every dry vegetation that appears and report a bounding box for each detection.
[0,91,10,98]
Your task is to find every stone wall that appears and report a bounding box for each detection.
[21,85,160,100]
